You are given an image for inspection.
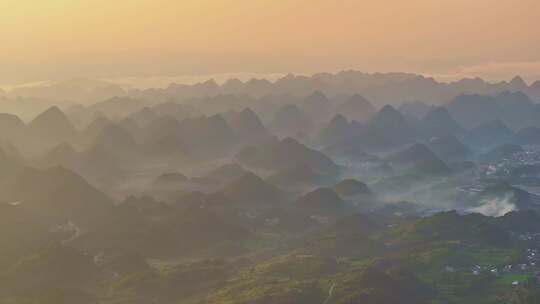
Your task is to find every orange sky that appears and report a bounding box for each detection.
[1,0,540,84]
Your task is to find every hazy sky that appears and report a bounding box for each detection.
[1,0,540,85]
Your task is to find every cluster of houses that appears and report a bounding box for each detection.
[481,148,540,179]
[445,248,540,286]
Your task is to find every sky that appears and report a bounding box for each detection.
[1,0,540,86]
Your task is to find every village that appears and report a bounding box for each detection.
[445,234,540,287]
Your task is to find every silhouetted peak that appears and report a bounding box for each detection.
[88,115,111,128]
[422,107,462,134]
[145,115,181,137]
[387,143,442,165]
[238,107,255,117]
[510,75,527,88]
[46,165,84,180]
[267,163,322,186]
[28,106,77,140]
[29,106,72,127]
[329,113,348,125]
[317,114,353,145]
[424,107,451,121]
[497,90,529,99]
[429,134,465,147]
[370,104,407,127]
[230,108,269,143]
[236,107,264,126]
[336,95,376,122]
[281,137,301,147]
[387,143,450,174]
[277,103,302,114]
[399,100,434,119]
[154,172,188,184]
[37,105,64,118]
[305,90,329,103]
[235,172,263,184]
[48,142,77,156]
[200,79,219,88]
[271,104,312,135]
[333,179,372,197]
[207,114,228,126]
[84,116,111,138]
[379,104,399,115]
[94,123,137,148]
[207,163,247,181]
[246,78,272,86]
[295,187,344,210]
[222,78,243,89]
[131,107,158,123]
[348,94,371,105]
[495,91,533,107]
[221,171,281,203]
[0,113,24,126]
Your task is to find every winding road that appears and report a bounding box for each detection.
[323,283,336,304]
[59,221,82,244]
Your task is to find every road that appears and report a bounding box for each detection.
[323,283,336,304]
[60,221,81,244]
[93,251,119,279]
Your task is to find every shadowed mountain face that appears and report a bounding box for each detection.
[92,123,138,153]
[130,107,159,127]
[267,164,327,190]
[269,104,314,138]
[81,116,111,143]
[464,119,514,149]
[0,166,112,222]
[0,113,26,142]
[427,135,471,163]
[316,114,360,147]
[446,91,536,130]
[513,127,540,145]
[7,243,100,293]
[333,179,373,198]
[300,91,333,124]
[205,163,248,183]
[219,172,284,205]
[0,146,23,182]
[330,105,416,153]
[494,91,535,128]
[38,142,78,168]
[153,172,189,185]
[28,106,78,146]
[235,137,339,175]
[399,101,435,119]
[140,206,252,256]
[420,107,463,138]
[228,108,272,145]
[336,94,376,122]
[366,105,416,147]
[294,187,345,214]
[446,94,501,129]
[385,143,451,175]
[179,114,239,157]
